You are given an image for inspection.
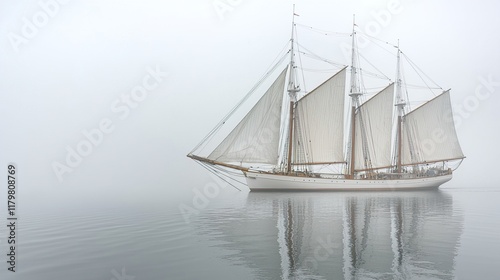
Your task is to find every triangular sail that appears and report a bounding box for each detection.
[293,68,347,164]
[401,90,464,165]
[354,83,394,170]
[208,68,288,164]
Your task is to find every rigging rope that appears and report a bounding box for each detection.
[358,52,392,81]
[296,43,346,68]
[356,31,398,52]
[294,27,308,94]
[295,23,350,37]
[190,42,290,154]
[195,161,244,191]
[401,52,443,96]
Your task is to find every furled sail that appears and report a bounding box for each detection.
[354,83,394,170]
[293,67,347,165]
[208,67,288,164]
[401,90,464,165]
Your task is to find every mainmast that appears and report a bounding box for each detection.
[347,15,362,179]
[394,42,406,174]
[286,5,300,174]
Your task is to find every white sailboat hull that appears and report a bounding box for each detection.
[246,172,452,191]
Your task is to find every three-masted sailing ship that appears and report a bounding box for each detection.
[188,14,465,191]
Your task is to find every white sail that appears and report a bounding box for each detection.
[401,90,464,165]
[354,83,394,170]
[293,68,347,164]
[208,67,287,164]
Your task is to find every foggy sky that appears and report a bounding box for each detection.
[1,0,499,202]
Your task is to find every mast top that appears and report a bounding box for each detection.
[352,14,357,34]
[290,4,299,44]
[288,4,300,95]
[349,14,361,98]
[395,39,406,111]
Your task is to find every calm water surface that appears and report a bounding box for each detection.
[3,188,499,279]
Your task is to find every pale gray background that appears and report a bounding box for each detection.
[0,0,498,203]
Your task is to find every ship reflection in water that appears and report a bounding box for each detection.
[201,191,463,279]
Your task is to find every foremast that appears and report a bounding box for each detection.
[187,6,301,176]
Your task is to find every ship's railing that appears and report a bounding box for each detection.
[256,163,453,180]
